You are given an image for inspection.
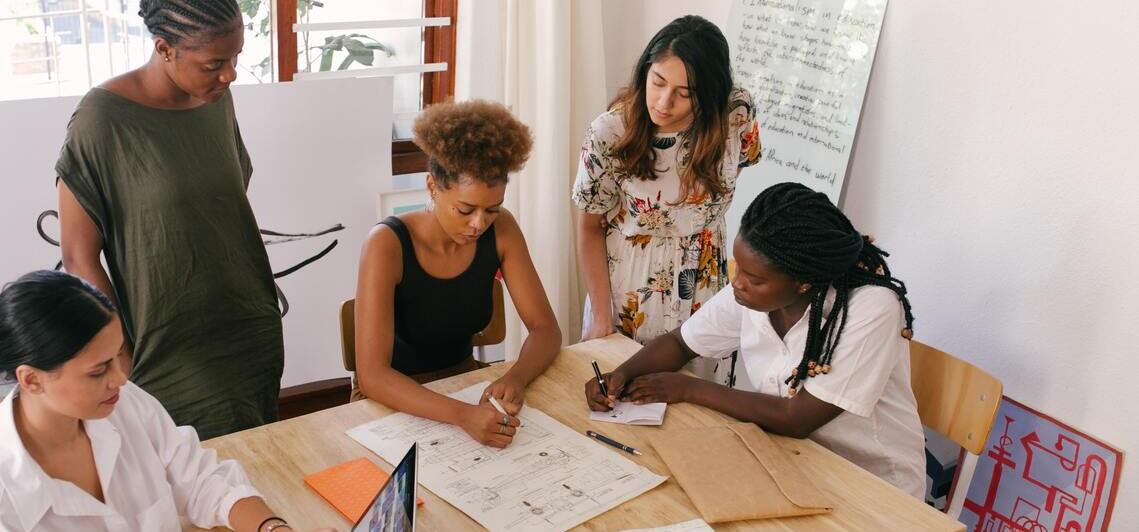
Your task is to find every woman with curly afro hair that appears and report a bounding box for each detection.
[353,100,561,449]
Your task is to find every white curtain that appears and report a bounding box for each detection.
[478,0,610,358]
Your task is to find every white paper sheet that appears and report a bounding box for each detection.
[347,382,667,531]
[620,518,715,532]
[589,401,667,426]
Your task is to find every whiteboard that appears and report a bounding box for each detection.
[0,77,393,387]
[724,0,888,246]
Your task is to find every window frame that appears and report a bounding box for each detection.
[274,0,457,175]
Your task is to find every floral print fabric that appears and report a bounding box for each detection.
[573,86,762,365]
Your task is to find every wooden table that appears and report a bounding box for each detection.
[199,335,964,531]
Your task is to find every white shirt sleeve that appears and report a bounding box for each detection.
[131,384,262,529]
[680,285,744,359]
[803,286,908,417]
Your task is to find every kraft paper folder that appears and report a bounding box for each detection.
[303,457,424,523]
[647,423,833,523]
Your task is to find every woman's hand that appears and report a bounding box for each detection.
[458,402,520,448]
[480,374,526,415]
[581,317,616,342]
[622,372,700,405]
[584,369,630,411]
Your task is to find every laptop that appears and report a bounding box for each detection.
[352,443,418,532]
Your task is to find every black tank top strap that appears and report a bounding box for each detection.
[379,216,418,275]
[473,222,499,278]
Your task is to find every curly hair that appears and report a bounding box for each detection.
[412,100,533,189]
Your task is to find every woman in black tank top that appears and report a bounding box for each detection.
[353,101,562,449]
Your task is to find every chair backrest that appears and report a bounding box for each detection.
[909,340,1003,455]
[472,277,506,347]
[340,298,357,372]
[338,277,507,372]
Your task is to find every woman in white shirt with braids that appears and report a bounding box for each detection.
[585,183,927,498]
[0,270,332,532]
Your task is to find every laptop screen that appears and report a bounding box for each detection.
[353,443,417,532]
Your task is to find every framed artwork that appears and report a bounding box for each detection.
[961,396,1123,532]
[378,188,429,219]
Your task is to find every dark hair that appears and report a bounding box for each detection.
[0,270,116,375]
[138,0,242,47]
[413,100,533,189]
[610,15,733,203]
[739,183,915,393]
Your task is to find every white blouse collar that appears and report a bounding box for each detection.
[0,387,123,530]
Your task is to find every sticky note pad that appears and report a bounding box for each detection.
[303,457,424,522]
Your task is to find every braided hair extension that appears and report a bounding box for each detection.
[739,182,915,395]
[138,0,241,47]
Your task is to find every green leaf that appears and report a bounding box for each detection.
[364,42,395,57]
[353,52,375,66]
[238,0,261,18]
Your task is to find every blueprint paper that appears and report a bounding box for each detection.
[347,382,667,531]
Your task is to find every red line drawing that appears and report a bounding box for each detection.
[960,397,1122,532]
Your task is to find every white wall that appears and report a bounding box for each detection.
[611,1,1139,528]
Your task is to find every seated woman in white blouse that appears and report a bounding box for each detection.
[584,182,927,498]
[0,270,332,532]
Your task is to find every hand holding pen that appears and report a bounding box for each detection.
[586,361,629,411]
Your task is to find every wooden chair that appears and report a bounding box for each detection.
[909,340,1003,520]
[339,277,507,372]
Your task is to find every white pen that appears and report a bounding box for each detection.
[487,394,523,427]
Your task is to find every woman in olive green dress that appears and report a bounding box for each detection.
[56,0,282,439]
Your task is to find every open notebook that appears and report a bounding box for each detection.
[590,401,667,425]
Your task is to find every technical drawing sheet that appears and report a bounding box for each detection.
[346,382,668,531]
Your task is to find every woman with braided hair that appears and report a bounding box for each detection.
[55,0,284,438]
[585,182,926,498]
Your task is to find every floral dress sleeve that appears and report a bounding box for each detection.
[729,87,762,169]
[572,112,623,215]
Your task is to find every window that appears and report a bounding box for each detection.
[276,0,456,174]
[0,0,274,99]
[0,0,458,175]
[0,0,151,101]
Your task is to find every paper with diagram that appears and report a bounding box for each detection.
[346,382,667,531]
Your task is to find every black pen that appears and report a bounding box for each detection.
[586,430,642,456]
[591,360,610,398]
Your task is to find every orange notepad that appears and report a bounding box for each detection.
[303,457,424,523]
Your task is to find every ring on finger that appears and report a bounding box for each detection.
[502,414,509,425]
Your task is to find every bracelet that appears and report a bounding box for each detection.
[258,516,290,532]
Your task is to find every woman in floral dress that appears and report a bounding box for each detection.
[573,15,761,381]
